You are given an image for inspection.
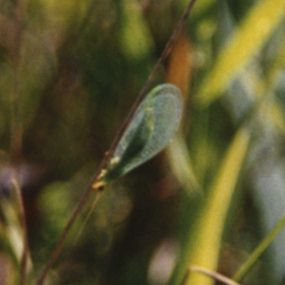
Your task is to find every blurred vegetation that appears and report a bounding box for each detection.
[1,0,285,284]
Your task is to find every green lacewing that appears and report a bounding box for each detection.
[93,83,183,189]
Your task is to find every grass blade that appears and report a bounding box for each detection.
[233,213,285,282]
[196,0,285,106]
[170,127,250,285]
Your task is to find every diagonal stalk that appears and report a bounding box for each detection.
[36,180,103,285]
[36,0,198,283]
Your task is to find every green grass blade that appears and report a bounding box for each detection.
[120,0,153,59]
[173,128,250,285]
[167,134,201,194]
[196,0,285,106]
[184,128,250,285]
[233,213,285,282]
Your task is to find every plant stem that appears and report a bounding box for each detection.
[188,266,242,285]
[233,213,285,282]
[103,0,198,162]
[36,182,103,285]
[36,0,198,283]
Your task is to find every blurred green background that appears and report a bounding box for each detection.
[1,0,285,284]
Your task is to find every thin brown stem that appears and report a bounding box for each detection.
[36,182,104,285]
[90,0,198,187]
[36,0,198,283]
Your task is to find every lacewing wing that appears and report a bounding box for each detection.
[103,83,183,182]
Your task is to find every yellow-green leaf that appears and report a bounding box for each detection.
[184,127,250,285]
[120,0,153,59]
[167,134,201,194]
[196,0,285,106]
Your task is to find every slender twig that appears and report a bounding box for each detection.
[36,1,198,284]
[188,265,243,285]
[36,184,103,285]
[102,0,198,167]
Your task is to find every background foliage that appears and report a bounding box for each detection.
[1,0,285,284]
